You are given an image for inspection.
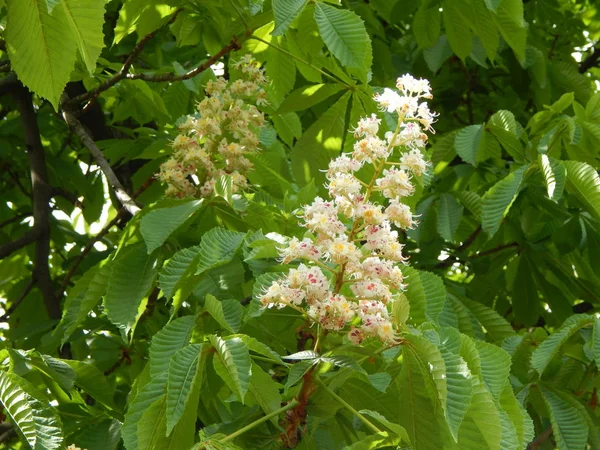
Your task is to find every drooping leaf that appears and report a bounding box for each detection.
[531,314,595,376]
[541,387,589,450]
[204,294,243,333]
[540,155,566,202]
[473,340,511,399]
[272,0,306,36]
[166,344,204,435]
[457,382,502,450]
[210,336,252,403]
[563,160,600,221]
[481,165,528,237]
[314,3,372,72]
[0,371,64,450]
[140,200,204,254]
[103,243,158,334]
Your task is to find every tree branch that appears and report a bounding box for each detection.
[0,278,34,322]
[579,47,600,73]
[0,212,30,229]
[0,229,39,259]
[61,108,141,216]
[57,177,154,297]
[12,84,61,320]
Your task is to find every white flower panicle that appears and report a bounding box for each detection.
[158,56,267,198]
[260,74,436,345]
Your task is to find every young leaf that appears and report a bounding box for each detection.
[531,314,595,376]
[140,200,204,254]
[0,371,64,449]
[166,344,204,435]
[313,3,372,72]
[481,165,528,237]
[210,336,252,403]
[103,243,158,334]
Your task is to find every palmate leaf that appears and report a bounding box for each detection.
[103,243,158,335]
[166,344,204,435]
[140,200,204,254]
[541,387,589,450]
[0,371,63,450]
[56,264,108,345]
[531,314,595,376]
[314,3,372,72]
[481,165,528,237]
[272,0,306,36]
[210,336,252,403]
[563,160,600,221]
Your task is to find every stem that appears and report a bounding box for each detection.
[218,400,300,445]
[249,35,349,86]
[315,378,381,434]
[251,355,289,366]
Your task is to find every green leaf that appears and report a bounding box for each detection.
[490,0,526,62]
[442,0,473,60]
[166,344,204,435]
[272,112,302,147]
[404,267,446,325]
[547,92,575,114]
[159,245,201,300]
[278,83,345,113]
[459,298,515,342]
[6,0,77,109]
[413,1,441,48]
[103,243,158,334]
[499,385,534,448]
[594,318,600,369]
[473,340,511,399]
[291,91,351,186]
[204,294,243,333]
[314,3,372,71]
[455,125,483,165]
[66,360,118,412]
[56,264,108,345]
[137,396,168,450]
[210,336,252,403]
[531,314,595,376]
[481,165,528,237]
[195,228,246,275]
[436,193,463,242]
[539,155,566,201]
[60,0,106,73]
[541,387,589,450]
[266,43,296,108]
[457,382,502,450]
[141,200,204,254]
[564,160,600,221]
[0,371,64,449]
[272,0,306,36]
[248,362,282,423]
[150,316,196,378]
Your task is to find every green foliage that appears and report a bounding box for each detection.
[1,0,600,448]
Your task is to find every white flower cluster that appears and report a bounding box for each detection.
[261,75,436,345]
[158,55,267,198]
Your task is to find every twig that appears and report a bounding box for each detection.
[65,9,183,112]
[57,177,154,297]
[123,36,242,82]
[0,278,35,322]
[579,46,600,73]
[52,187,84,209]
[0,212,30,229]
[62,108,141,216]
[0,230,39,259]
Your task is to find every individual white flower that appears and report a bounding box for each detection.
[400,149,429,176]
[327,155,362,178]
[328,173,362,197]
[280,237,322,263]
[326,238,362,265]
[351,279,393,303]
[352,114,381,137]
[376,168,414,199]
[308,294,356,330]
[374,88,404,113]
[385,200,417,229]
[353,136,389,163]
[357,203,386,225]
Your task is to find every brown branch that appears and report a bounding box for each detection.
[527,426,552,449]
[0,212,30,229]
[64,9,182,110]
[579,46,600,73]
[62,108,141,216]
[0,278,34,322]
[434,225,482,269]
[0,229,39,259]
[11,84,61,320]
[124,36,242,82]
[57,177,154,297]
[51,187,84,209]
